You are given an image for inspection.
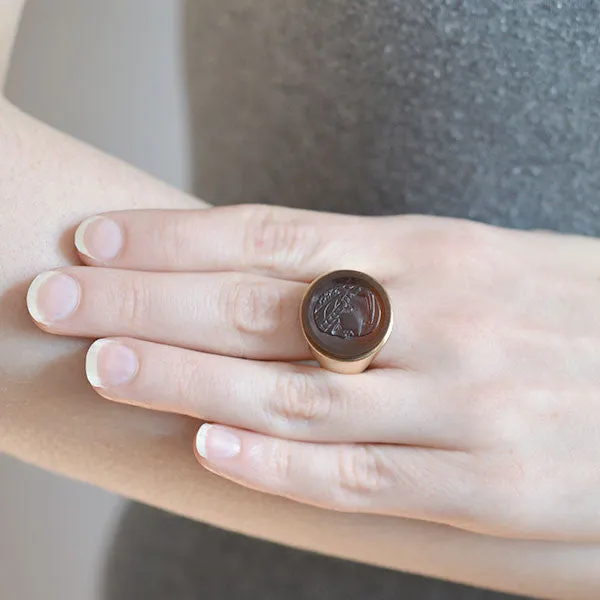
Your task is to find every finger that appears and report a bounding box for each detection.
[84,337,465,448]
[73,205,400,281]
[194,424,471,523]
[26,268,309,360]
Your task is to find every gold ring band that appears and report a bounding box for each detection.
[300,270,393,374]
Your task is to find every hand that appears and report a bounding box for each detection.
[26,205,600,542]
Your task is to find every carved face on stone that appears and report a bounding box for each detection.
[301,270,392,360]
[312,278,381,339]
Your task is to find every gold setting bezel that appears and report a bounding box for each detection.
[300,270,393,374]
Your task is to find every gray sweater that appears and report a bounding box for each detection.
[186,0,600,233]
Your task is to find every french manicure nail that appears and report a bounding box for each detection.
[75,216,123,262]
[27,271,80,326]
[196,424,241,460]
[86,339,139,388]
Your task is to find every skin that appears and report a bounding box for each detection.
[26,205,600,544]
[2,2,600,597]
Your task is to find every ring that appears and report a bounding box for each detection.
[300,270,393,374]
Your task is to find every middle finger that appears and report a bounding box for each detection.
[27,268,310,360]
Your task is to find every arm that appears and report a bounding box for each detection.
[1,6,598,598]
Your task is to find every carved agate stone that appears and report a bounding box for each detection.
[301,270,392,361]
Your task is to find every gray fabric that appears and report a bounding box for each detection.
[105,1,600,599]
[185,0,600,230]
[104,503,533,600]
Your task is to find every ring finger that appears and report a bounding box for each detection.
[84,336,466,448]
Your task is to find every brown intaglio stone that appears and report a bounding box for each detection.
[301,270,392,361]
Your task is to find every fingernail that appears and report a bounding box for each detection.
[86,339,139,388]
[196,425,241,460]
[75,216,123,262]
[27,271,80,326]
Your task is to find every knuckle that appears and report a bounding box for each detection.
[270,372,334,427]
[115,275,151,327]
[174,361,197,403]
[428,311,505,378]
[171,352,203,408]
[161,215,191,265]
[471,456,541,531]
[265,439,293,486]
[242,204,318,272]
[464,386,525,447]
[331,446,396,506]
[422,221,503,282]
[224,278,282,337]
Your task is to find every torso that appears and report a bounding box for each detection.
[184,0,600,233]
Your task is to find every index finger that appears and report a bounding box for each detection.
[74,204,394,282]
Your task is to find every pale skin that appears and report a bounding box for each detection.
[2,2,600,598]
